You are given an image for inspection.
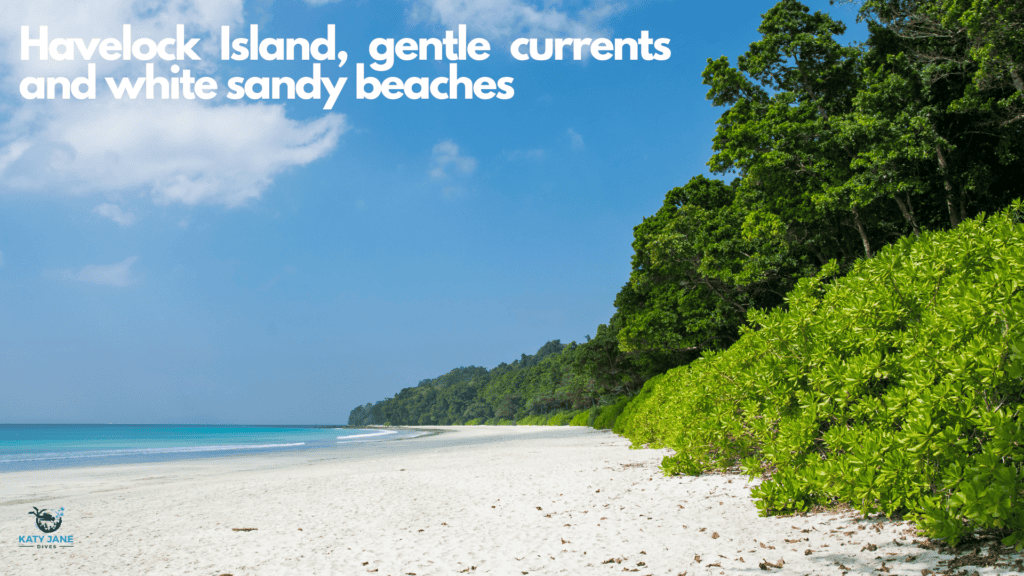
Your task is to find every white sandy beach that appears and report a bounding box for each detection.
[1,426,1019,576]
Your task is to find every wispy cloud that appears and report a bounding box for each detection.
[567,128,585,149]
[430,140,477,179]
[47,256,141,287]
[92,203,136,227]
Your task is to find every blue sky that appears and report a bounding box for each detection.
[0,0,865,424]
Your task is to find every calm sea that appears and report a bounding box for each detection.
[0,424,411,472]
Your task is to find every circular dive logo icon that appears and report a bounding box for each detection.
[28,507,63,534]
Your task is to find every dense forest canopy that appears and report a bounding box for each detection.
[350,0,1022,428]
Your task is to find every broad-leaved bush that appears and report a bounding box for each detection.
[616,207,1024,547]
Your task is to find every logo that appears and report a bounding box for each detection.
[17,506,74,549]
[28,507,63,533]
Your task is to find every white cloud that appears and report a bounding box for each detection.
[0,0,346,208]
[430,140,477,179]
[0,100,347,206]
[93,203,136,226]
[407,0,624,39]
[47,256,141,287]
[567,127,584,149]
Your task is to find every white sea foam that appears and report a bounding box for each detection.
[0,442,306,463]
[337,429,398,442]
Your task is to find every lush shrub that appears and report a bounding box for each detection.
[569,410,590,426]
[617,207,1024,548]
[464,418,483,426]
[577,403,598,426]
[517,414,547,426]
[547,411,575,426]
[484,418,516,426]
[593,396,630,430]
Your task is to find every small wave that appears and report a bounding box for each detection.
[0,442,306,463]
[337,429,398,442]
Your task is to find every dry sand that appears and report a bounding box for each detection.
[1,426,1020,575]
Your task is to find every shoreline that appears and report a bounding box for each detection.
[1,426,1018,575]
[0,425,433,474]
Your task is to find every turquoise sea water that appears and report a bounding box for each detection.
[0,425,406,472]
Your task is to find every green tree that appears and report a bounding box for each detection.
[851,0,1023,226]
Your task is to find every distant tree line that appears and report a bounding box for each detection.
[349,341,592,426]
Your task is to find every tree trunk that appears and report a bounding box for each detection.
[808,244,828,266]
[851,205,872,258]
[893,192,921,236]
[936,145,960,227]
[958,186,967,224]
[1004,67,1024,126]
